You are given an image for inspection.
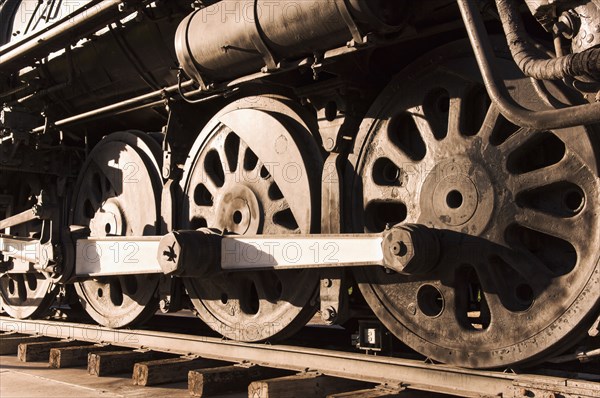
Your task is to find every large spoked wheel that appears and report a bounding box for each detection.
[182,96,323,342]
[72,131,163,328]
[0,180,57,319]
[350,40,600,369]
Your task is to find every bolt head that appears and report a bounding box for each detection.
[391,241,408,257]
[157,233,183,275]
[159,299,170,313]
[321,306,337,322]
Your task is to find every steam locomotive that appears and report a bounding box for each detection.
[1,0,599,369]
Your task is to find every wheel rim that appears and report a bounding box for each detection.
[0,273,55,319]
[351,42,600,368]
[72,131,162,328]
[0,179,56,319]
[182,97,322,342]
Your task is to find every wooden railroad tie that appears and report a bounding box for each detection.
[132,356,227,387]
[248,372,372,398]
[49,344,115,368]
[189,365,292,397]
[87,350,173,377]
[0,334,55,356]
[329,386,436,398]
[18,340,92,362]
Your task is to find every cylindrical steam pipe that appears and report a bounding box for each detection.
[496,0,600,81]
[175,0,406,85]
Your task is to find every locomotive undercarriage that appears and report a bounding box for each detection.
[1,0,600,370]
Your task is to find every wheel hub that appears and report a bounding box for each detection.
[89,199,124,237]
[421,157,494,233]
[214,184,261,235]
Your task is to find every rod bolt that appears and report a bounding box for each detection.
[159,299,170,313]
[382,225,440,275]
[391,241,408,257]
[321,306,337,323]
[322,279,333,288]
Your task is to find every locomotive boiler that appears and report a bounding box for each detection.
[1,0,599,369]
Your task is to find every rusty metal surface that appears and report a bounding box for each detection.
[349,39,600,368]
[1,0,600,373]
[175,0,406,86]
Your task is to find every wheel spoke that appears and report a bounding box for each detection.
[200,169,220,195]
[511,150,584,193]
[515,207,581,243]
[362,176,413,206]
[477,105,500,141]
[190,205,213,221]
[409,108,437,143]
[446,95,464,138]
[498,129,542,155]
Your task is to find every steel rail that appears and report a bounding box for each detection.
[1,317,598,397]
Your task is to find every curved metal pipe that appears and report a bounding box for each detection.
[496,0,600,81]
[457,0,600,130]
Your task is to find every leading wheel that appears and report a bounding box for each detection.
[350,40,600,368]
[181,96,323,342]
[71,131,163,328]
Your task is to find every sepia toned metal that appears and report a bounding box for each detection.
[70,131,163,328]
[175,0,406,86]
[350,40,600,369]
[1,0,600,375]
[179,96,323,342]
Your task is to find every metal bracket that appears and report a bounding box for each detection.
[354,320,394,354]
[162,100,207,180]
[251,1,278,73]
[335,0,365,45]
[589,313,600,337]
[158,276,183,314]
[322,153,344,235]
[319,269,349,325]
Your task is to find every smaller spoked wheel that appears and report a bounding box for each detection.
[0,179,57,319]
[182,96,323,342]
[72,131,163,328]
[350,41,600,368]
[0,273,55,319]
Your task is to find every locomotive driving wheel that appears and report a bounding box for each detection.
[181,96,323,342]
[350,41,600,368]
[71,131,163,328]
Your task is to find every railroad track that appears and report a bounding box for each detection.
[1,316,599,398]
